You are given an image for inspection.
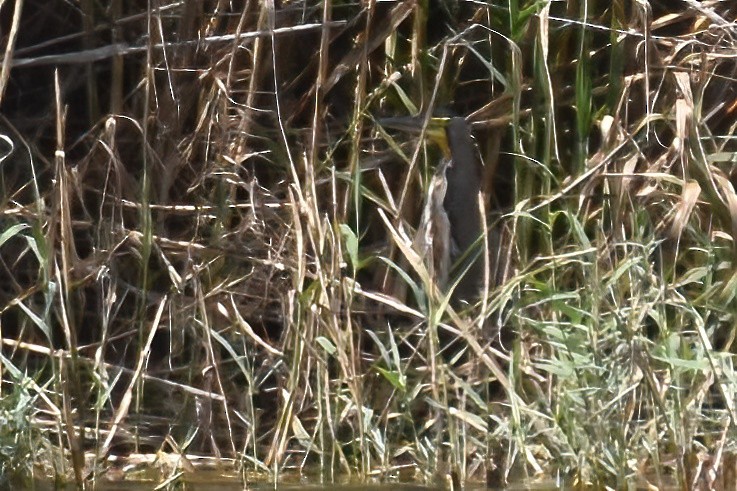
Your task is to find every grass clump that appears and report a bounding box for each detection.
[0,0,736,489]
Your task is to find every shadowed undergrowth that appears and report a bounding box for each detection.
[0,1,736,489]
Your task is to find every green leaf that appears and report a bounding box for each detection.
[0,223,30,248]
[315,336,337,356]
[375,366,406,392]
[17,301,52,344]
[339,224,360,273]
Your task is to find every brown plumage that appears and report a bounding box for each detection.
[382,115,489,306]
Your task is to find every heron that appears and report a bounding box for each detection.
[382,116,487,306]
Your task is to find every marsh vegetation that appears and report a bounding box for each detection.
[0,1,736,489]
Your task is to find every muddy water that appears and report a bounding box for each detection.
[32,465,564,491]
[40,481,564,491]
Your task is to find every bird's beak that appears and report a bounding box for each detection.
[378,116,452,157]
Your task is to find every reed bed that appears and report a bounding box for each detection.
[0,1,736,489]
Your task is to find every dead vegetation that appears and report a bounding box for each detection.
[0,1,736,489]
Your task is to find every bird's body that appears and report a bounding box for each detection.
[387,116,486,305]
[416,167,452,289]
[442,118,484,304]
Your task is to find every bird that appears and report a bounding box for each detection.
[381,115,486,306]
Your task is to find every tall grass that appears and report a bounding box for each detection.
[0,1,735,489]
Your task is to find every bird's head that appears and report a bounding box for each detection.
[378,115,454,159]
